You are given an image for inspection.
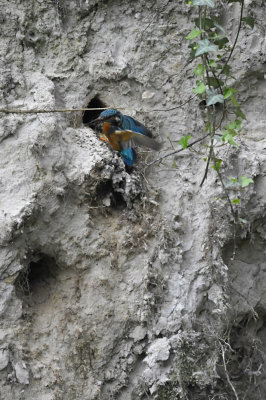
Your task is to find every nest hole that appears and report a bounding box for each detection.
[16,254,59,305]
[83,96,107,125]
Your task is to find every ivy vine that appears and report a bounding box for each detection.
[177,0,254,226]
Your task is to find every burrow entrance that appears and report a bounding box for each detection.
[15,254,59,306]
[83,96,107,125]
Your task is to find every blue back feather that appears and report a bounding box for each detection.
[99,109,152,137]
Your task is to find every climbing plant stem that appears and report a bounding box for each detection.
[219,0,244,77]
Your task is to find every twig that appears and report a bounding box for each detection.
[137,0,171,44]
[199,107,213,187]
[0,107,109,114]
[219,342,239,400]
[146,133,209,166]
[198,7,213,187]
[219,0,244,77]
[0,95,198,115]
[206,55,224,95]
[229,286,259,321]
[213,149,236,223]
[214,155,237,257]
[151,94,198,112]
[199,143,212,187]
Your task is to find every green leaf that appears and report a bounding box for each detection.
[239,217,248,224]
[230,94,239,106]
[206,88,224,106]
[228,122,235,130]
[209,59,216,67]
[230,177,239,184]
[192,0,215,7]
[188,42,197,59]
[208,76,224,88]
[195,17,215,30]
[194,64,204,76]
[186,29,204,40]
[223,65,231,76]
[179,135,192,149]
[224,87,237,99]
[241,176,254,188]
[215,37,229,49]
[235,108,246,120]
[234,119,242,130]
[232,198,240,204]
[212,158,222,171]
[228,120,241,131]
[213,20,228,36]
[242,16,255,29]
[193,81,206,94]
[222,130,237,146]
[209,33,223,40]
[195,40,218,57]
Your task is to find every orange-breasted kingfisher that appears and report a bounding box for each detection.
[88,109,162,166]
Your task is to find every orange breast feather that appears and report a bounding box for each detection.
[103,122,121,151]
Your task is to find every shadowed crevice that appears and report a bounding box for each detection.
[83,96,107,125]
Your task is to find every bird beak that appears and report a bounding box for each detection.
[85,116,103,126]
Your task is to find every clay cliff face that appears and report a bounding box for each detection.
[0,1,266,399]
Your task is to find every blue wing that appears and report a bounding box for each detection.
[120,148,137,167]
[121,115,152,137]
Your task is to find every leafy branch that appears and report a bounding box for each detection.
[147,133,209,166]
[153,0,255,226]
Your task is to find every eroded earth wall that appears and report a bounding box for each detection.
[0,1,266,399]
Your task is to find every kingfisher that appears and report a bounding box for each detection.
[87,109,161,166]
